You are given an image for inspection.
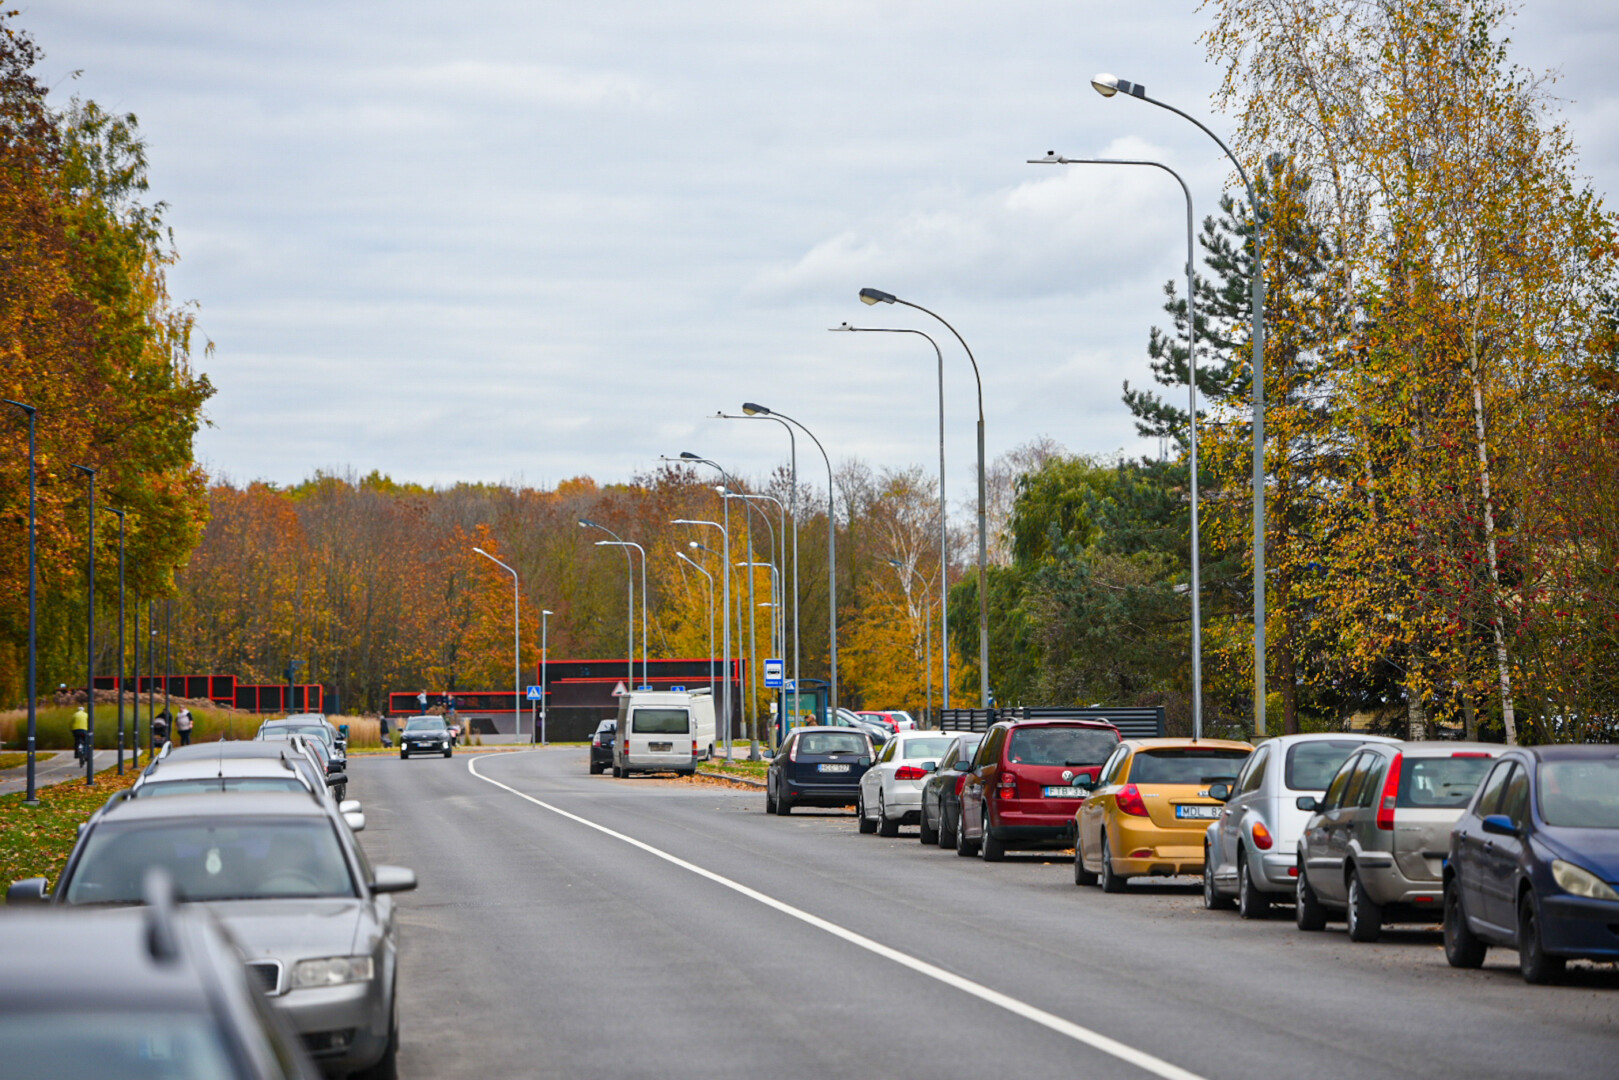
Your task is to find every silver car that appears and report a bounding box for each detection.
[1294,740,1503,941]
[28,791,415,1077]
[160,739,349,810]
[1203,733,1401,917]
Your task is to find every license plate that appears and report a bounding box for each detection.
[818,763,850,773]
[1175,804,1221,819]
[1043,786,1086,798]
[649,742,672,752]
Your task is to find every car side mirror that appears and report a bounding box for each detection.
[7,877,49,905]
[339,800,362,815]
[1296,796,1320,813]
[857,756,871,767]
[343,810,366,832]
[1208,782,1231,802]
[370,865,417,894]
[1481,814,1519,837]
[326,772,348,788]
[920,761,937,774]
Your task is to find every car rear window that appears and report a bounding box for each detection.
[1538,759,1619,828]
[1285,741,1365,791]
[900,738,955,761]
[1006,726,1118,767]
[139,778,307,798]
[631,708,689,734]
[798,733,867,756]
[1128,749,1250,785]
[1398,756,1494,808]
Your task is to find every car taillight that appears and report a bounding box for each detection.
[1251,820,1274,850]
[591,736,600,746]
[997,770,1019,798]
[1115,783,1149,817]
[895,765,927,781]
[954,774,969,795]
[1376,753,1403,830]
[692,740,699,756]
[1451,751,1491,758]
[789,740,799,762]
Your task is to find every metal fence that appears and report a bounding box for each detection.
[938,705,1165,739]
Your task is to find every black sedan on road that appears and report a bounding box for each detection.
[400,716,453,759]
[918,732,984,847]
[588,719,616,774]
[766,727,874,815]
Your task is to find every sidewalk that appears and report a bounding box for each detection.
[0,749,141,797]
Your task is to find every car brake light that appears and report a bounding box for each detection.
[591,736,600,746]
[1377,753,1403,830]
[1251,820,1274,850]
[997,770,1019,798]
[895,765,928,781]
[789,740,799,762]
[1115,783,1149,817]
[1451,751,1491,758]
[692,740,699,756]
[954,774,969,796]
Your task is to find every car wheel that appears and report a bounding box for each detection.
[919,798,939,845]
[1518,892,1565,984]
[589,759,603,775]
[1074,835,1099,887]
[979,810,1005,862]
[956,805,980,857]
[938,804,957,849]
[443,747,452,758]
[857,790,878,834]
[1346,868,1383,943]
[1443,879,1487,968]
[1238,855,1271,919]
[400,751,408,759]
[877,791,901,837]
[1295,863,1328,931]
[1203,843,1235,910]
[764,779,777,814]
[1099,833,1127,893]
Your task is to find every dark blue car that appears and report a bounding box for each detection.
[766,726,874,815]
[1444,744,1619,983]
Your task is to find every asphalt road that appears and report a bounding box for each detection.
[352,747,1619,1080]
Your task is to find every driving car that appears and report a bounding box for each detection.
[1074,738,1252,891]
[12,791,416,1077]
[1294,741,1501,940]
[0,878,321,1080]
[956,718,1122,861]
[589,718,616,774]
[857,730,960,836]
[765,726,875,815]
[919,732,985,847]
[1444,744,1619,983]
[1202,732,1401,918]
[399,715,453,758]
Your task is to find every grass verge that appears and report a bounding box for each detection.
[0,769,138,894]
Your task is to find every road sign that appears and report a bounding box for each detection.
[764,658,784,688]
[526,685,543,701]
[637,685,653,692]
[669,685,686,692]
[611,681,630,697]
[785,679,796,691]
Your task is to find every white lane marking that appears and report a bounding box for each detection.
[467,756,1206,1080]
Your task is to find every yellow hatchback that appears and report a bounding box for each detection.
[1075,738,1253,892]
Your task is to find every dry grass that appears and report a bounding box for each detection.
[0,769,139,892]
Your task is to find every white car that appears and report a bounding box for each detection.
[857,730,961,836]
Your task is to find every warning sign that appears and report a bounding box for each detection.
[610,681,630,697]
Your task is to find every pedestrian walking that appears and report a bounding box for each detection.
[152,708,170,750]
[417,689,428,713]
[379,714,392,749]
[176,707,193,746]
[72,705,89,763]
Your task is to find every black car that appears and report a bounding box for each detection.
[0,874,321,1079]
[400,715,453,758]
[918,732,984,847]
[766,726,874,815]
[588,719,616,775]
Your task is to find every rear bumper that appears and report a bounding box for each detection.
[1255,851,1301,892]
[988,806,1075,846]
[782,778,859,807]
[1108,819,1207,875]
[1540,894,1619,958]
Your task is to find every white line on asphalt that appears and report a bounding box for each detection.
[467,756,1206,1080]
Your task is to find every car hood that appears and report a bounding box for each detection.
[199,897,367,961]
[1536,825,1619,881]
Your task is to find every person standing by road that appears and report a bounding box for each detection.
[152,708,170,751]
[176,707,193,746]
[379,714,392,748]
[72,705,89,763]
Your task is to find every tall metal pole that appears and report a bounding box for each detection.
[72,465,97,782]
[106,508,126,774]
[676,549,715,705]
[474,547,521,737]
[541,609,552,745]
[164,598,172,720]
[147,603,156,755]
[580,520,634,689]
[4,400,39,801]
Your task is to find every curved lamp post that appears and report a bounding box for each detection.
[1092,71,1267,735]
[673,519,732,756]
[674,549,715,706]
[857,288,989,709]
[473,547,522,739]
[596,540,648,689]
[580,519,635,688]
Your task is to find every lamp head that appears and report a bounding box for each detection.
[679,451,701,460]
[578,519,595,529]
[829,322,856,332]
[473,546,487,555]
[1091,72,1144,98]
[858,287,896,306]
[688,540,700,549]
[741,402,770,416]
[715,485,729,496]
[543,609,554,615]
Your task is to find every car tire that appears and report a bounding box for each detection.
[400,751,408,760]
[1346,868,1383,943]
[1203,843,1235,910]
[1518,892,1565,984]
[938,804,957,849]
[444,747,452,758]
[589,759,603,775]
[1443,879,1487,968]
[764,780,778,814]
[1238,855,1271,919]
[980,810,1005,862]
[956,806,980,857]
[857,791,878,834]
[877,792,901,837]
[1295,863,1328,931]
[919,799,939,845]
[1075,835,1099,887]
[1100,833,1127,893]
[774,782,793,815]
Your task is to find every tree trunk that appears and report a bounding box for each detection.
[1469,355,1518,745]
[1406,682,1427,741]
[1461,688,1477,741]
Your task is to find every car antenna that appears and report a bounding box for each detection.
[143,868,181,965]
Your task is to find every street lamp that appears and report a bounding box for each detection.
[674,550,715,715]
[1092,71,1268,735]
[473,547,522,739]
[540,609,554,745]
[672,517,732,757]
[72,464,97,783]
[857,288,990,709]
[105,507,127,773]
[739,402,839,711]
[831,322,952,709]
[580,519,635,688]
[4,399,39,801]
[595,539,648,689]
[1029,151,1205,739]
[885,557,933,726]
[721,489,786,662]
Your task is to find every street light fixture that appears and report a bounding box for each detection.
[1092,71,1269,735]
[854,290,990,709]
[596,539,648,689]
[674,550,715,716]
[673,517,732,757]
[4,399,39,801]
[580,519,636,688]
[473,547,523,739]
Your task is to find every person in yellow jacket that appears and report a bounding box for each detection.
[72,706,89,763]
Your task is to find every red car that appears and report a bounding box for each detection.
[955,719,1121,861]
[855,710,915,732]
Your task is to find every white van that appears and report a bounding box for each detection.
[614,689,716,777]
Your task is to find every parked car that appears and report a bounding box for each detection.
[589,718,616,774]
[135,751,317,799]
[1203,732,1401,917]
[259,716,346,773]
[826,708,889,746]
[1294,741,1501,940]
[160,740,347,809]
[919,732,985,847]
[0,882,321,1079]
[1444,744,1619,983]
[765,726,874,815]
[857,730,961,836]
[12,791,416,1077]
[400,715,453,758]
[1075,738,1253,891]
[615,689,714,776]
[956,719,1121,860]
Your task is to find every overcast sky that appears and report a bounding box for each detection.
[28,1,1619,502]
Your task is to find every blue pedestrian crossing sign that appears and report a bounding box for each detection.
[764,659,784,688]
[526,685,544,701]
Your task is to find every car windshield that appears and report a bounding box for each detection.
[265,723,329,743]
[632,708,689,734]
[1538,760,1619,828]
[1128,749,1250,785]
[405,718,445,732]
[798,733,867,756]
[65,818,357,904]
[1007,726,1117,767]
[1285,740,1366,791]
[1398,756,1494,808]
[138,778,307,798]
[900,737,955,761]
[0,1012,235,1080]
